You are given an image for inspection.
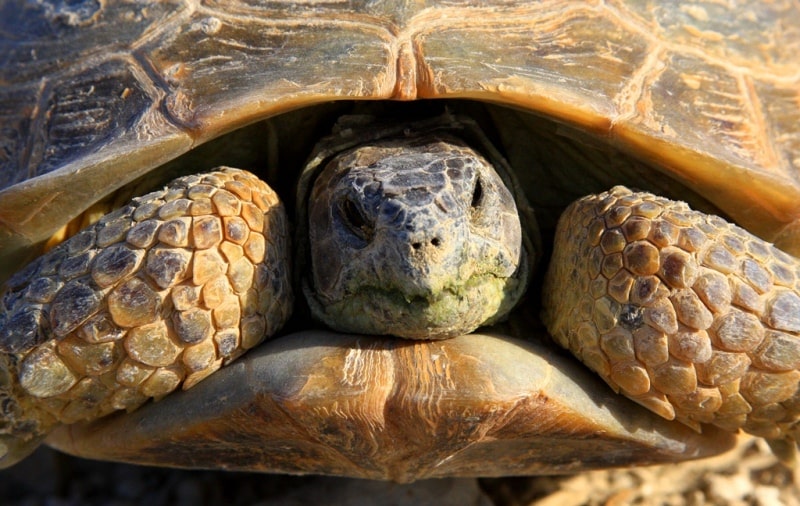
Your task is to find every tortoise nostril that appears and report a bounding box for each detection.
[412,238,441,250]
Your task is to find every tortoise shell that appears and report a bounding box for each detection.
[1,0,799,480]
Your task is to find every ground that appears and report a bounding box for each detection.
[1,435,797,505]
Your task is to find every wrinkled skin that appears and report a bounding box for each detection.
[304,133,529,339]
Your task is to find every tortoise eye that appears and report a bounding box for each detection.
[471,177,484,209]
[340,197,373,242]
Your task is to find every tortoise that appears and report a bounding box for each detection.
[0,0,799,485]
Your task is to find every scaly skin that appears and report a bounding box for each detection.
[543,186,800,443]
[302,135,530,339]
[0,168,292,459]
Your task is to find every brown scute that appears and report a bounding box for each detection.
[42,332,738,480]
[0,168,292,441]
[543,186,800,442]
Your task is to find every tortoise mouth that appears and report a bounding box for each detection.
[303,271,527,340]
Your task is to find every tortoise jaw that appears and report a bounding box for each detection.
[302,271,525,340]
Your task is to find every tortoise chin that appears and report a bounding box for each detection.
[303,271,527,340]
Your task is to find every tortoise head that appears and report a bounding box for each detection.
[301,120,531,339]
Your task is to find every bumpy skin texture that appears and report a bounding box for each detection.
[543,186,800,442]
[304,135,528,339]
[0,169,291,450]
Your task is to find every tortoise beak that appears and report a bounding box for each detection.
[45,331,735,481]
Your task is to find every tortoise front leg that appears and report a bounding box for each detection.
[544,186,800,453]
[0,168,292,468]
